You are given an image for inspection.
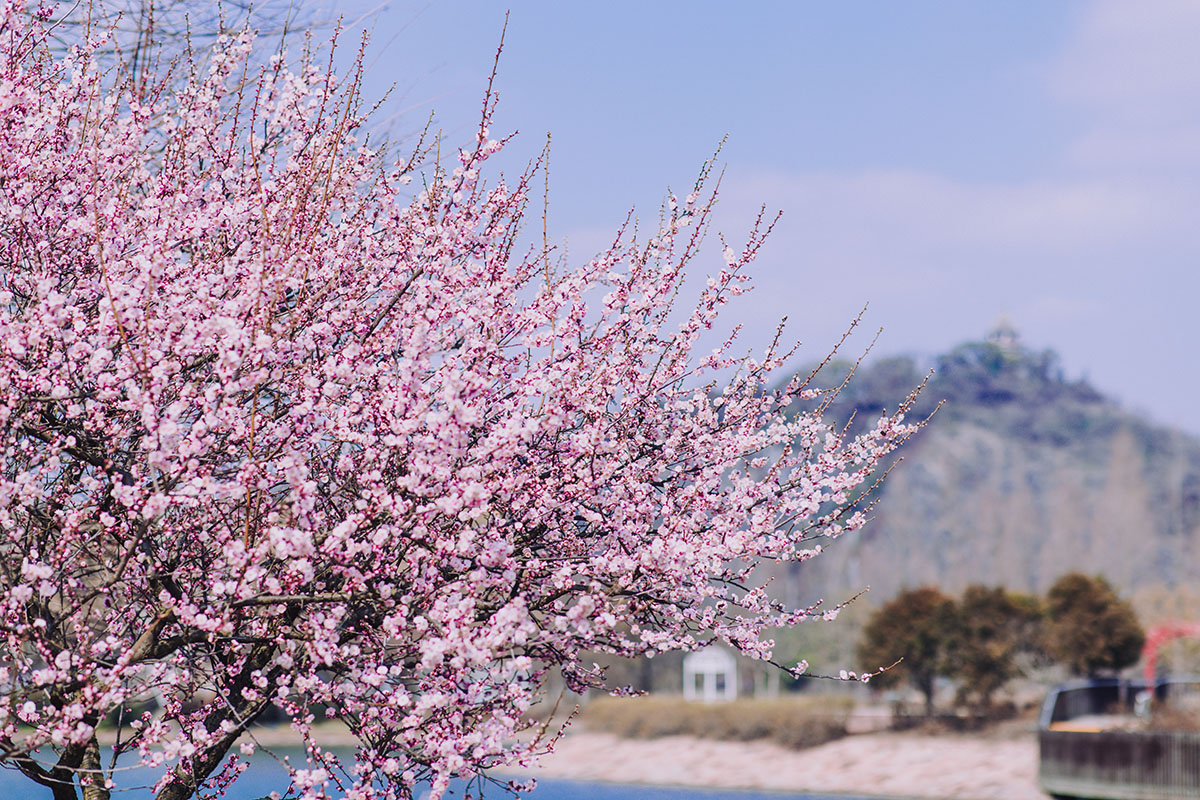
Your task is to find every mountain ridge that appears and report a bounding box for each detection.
[785,326,1200,619]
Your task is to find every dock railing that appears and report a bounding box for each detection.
[1038,677,1200,800]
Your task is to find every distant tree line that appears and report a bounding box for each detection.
[787,333,1116,447]
[857,573,1145,716]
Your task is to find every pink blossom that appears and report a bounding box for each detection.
[0,5,921,799]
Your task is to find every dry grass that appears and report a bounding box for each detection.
[580,694,852,749]
[1150,705,1200,732]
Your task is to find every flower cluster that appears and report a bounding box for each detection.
[0,5,919,799]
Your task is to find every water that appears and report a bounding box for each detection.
[427,780,887,800]
[0,752,891,800]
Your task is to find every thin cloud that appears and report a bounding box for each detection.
[1050,0,1200,112]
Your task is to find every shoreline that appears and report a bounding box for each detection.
[493,767,928,800]
[497,726,1045,800]
[100,717,1046,799]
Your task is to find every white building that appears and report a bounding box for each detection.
[682,644,738,702]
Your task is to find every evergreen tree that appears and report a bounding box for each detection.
[1045,573,1145,676]
[950,585,1042,710]
[858,587,957,715]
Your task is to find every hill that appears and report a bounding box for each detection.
[783,325,1200,622]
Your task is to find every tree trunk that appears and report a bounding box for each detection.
[920,674,935,717]
[81,737,110,800]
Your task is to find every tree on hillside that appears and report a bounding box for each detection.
[949,585,1042,711]
[1045,573,1145,677]
[858,587,957,715]
[0,6,920,800]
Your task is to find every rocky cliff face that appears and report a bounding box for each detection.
[785,332,1200,613]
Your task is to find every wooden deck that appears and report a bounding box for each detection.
[1040,728,1200,800]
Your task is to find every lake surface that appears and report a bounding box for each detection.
[0,750,893,800]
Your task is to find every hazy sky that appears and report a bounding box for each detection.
[336,2,1200,435]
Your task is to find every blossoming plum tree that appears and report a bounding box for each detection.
[0,5,919,799]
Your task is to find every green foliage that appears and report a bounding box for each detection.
[1045,573,1145,676]
[581,695,852,749]
[857,586,957,714]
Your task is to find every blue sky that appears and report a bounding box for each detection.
[337,1,1200,435]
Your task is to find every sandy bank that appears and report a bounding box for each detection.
[101,718,1045,799]
[499,726,1045,800]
